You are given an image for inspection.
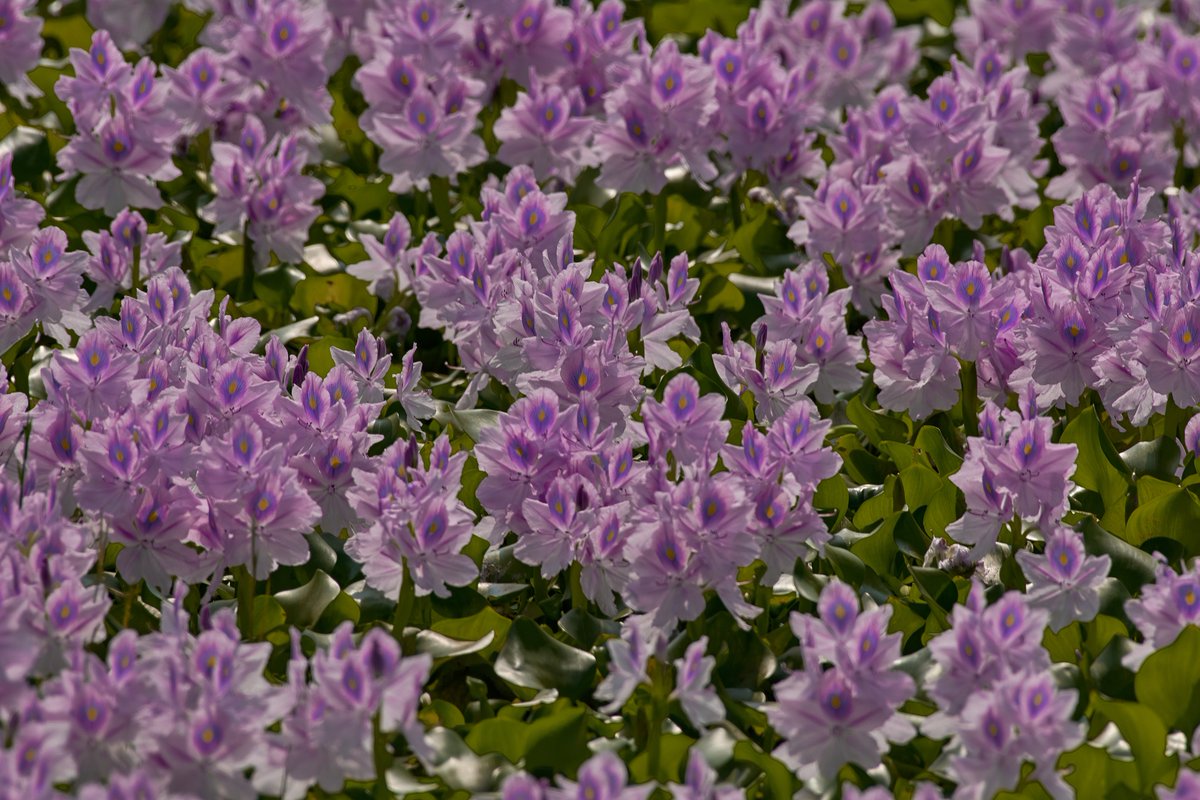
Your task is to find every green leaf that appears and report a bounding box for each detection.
[1122,438,1183,482]
[1136,626,1200,735]
[1060,744,1143,800]
[435,405,501,443]
[923,481,963,538]
[559,608,620,650]
[252,595,287,639]
[493,618,596,699]
[1061,407,1132,533]
[1135,475,1180,506]
[886,0,955,26]
[522,706,591,774]
[628,733,694,783]
[1092,698,1177,791]
[898,463,945,509]
[314,590,362,632]
[1079,518,1156,594]
[914,425,964,475]
[465,705,591,776]
[813,475,850,527]
[274,569,341,629]
[1125,488,1200,553]
[414,628,496,660]
[644,1,753,40]
[851,514,899,576]
[595,193,647,267]
[464,717,527,765]
[432,607,512,660]
[732,741,798,799]
[290,273,377,316]
[853,475,898,530]
[847,396,909,448]
[824,544,866,586]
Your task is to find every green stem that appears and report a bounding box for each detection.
[652,190,668,255]
[95,526,107,578]
[755,574,771,636]
[122,580,142,628]
[234,565,255,640]
[960,359,979,439]
[1167,394,1187,441]
[645,658,670,781]
[730,179,743,230]
[372,714,393,800]
[393,557,415,653]
[430,175,453,234]
[414,191,430,238]
[130,244,142,295]
[568,562,586,611]
[240,223,255,302]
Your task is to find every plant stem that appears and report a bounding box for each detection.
[393,557,415,654]
[234,565,255,640]
[645,658,670,781]
[430,175,452,234]
[123,580,142,628]
[755,573,771,636]
[652,190,667,255]
[960,359,979,438]
[730,179,743,230]
[372,714,393,800]
[568,562,586,611]
[240,223,255,302]
[130,244,142,295]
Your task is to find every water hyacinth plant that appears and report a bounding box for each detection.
[7,0,1200,798]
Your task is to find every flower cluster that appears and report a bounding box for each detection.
[8,0,1200,799]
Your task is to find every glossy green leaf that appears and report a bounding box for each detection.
[274,569,341,629]
[1061,407,1132,533]
[432,606,512,660]
[1125,488,1200,553]
[1079,518,1156,594]
[252,595,287,639]
[1122,438,1183,482]
[847,396,910,448]
[290,273,377,316]
[493,618,596,699]
[1092,698,1177,791]
[1136,626,1200,735]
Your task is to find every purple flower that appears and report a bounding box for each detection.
[57,112,182,215]
[0,0,42,101]
[672,637,723,729]
[769,663,915,782]
[667,749,745,800]
[495,80,596,182]
[370,86,486,192]
[54,31,132,130]
[1124,559,1200,669]
[164,48,246,136]
[1016,528,1111,631]
[347,213,416,300]
[0,151,45,253]
[993,414,1077,527]
[642,374,729,471]
[595,616,657,713]
[504,772,550,800]
[947,449,1014,559]
[548,750,652,800]
[1160,769,1200,800]
[624,527,707,630]
[791,177,889,266]
[91,2,171,45]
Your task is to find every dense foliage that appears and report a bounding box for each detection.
[6,0,1200,798]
